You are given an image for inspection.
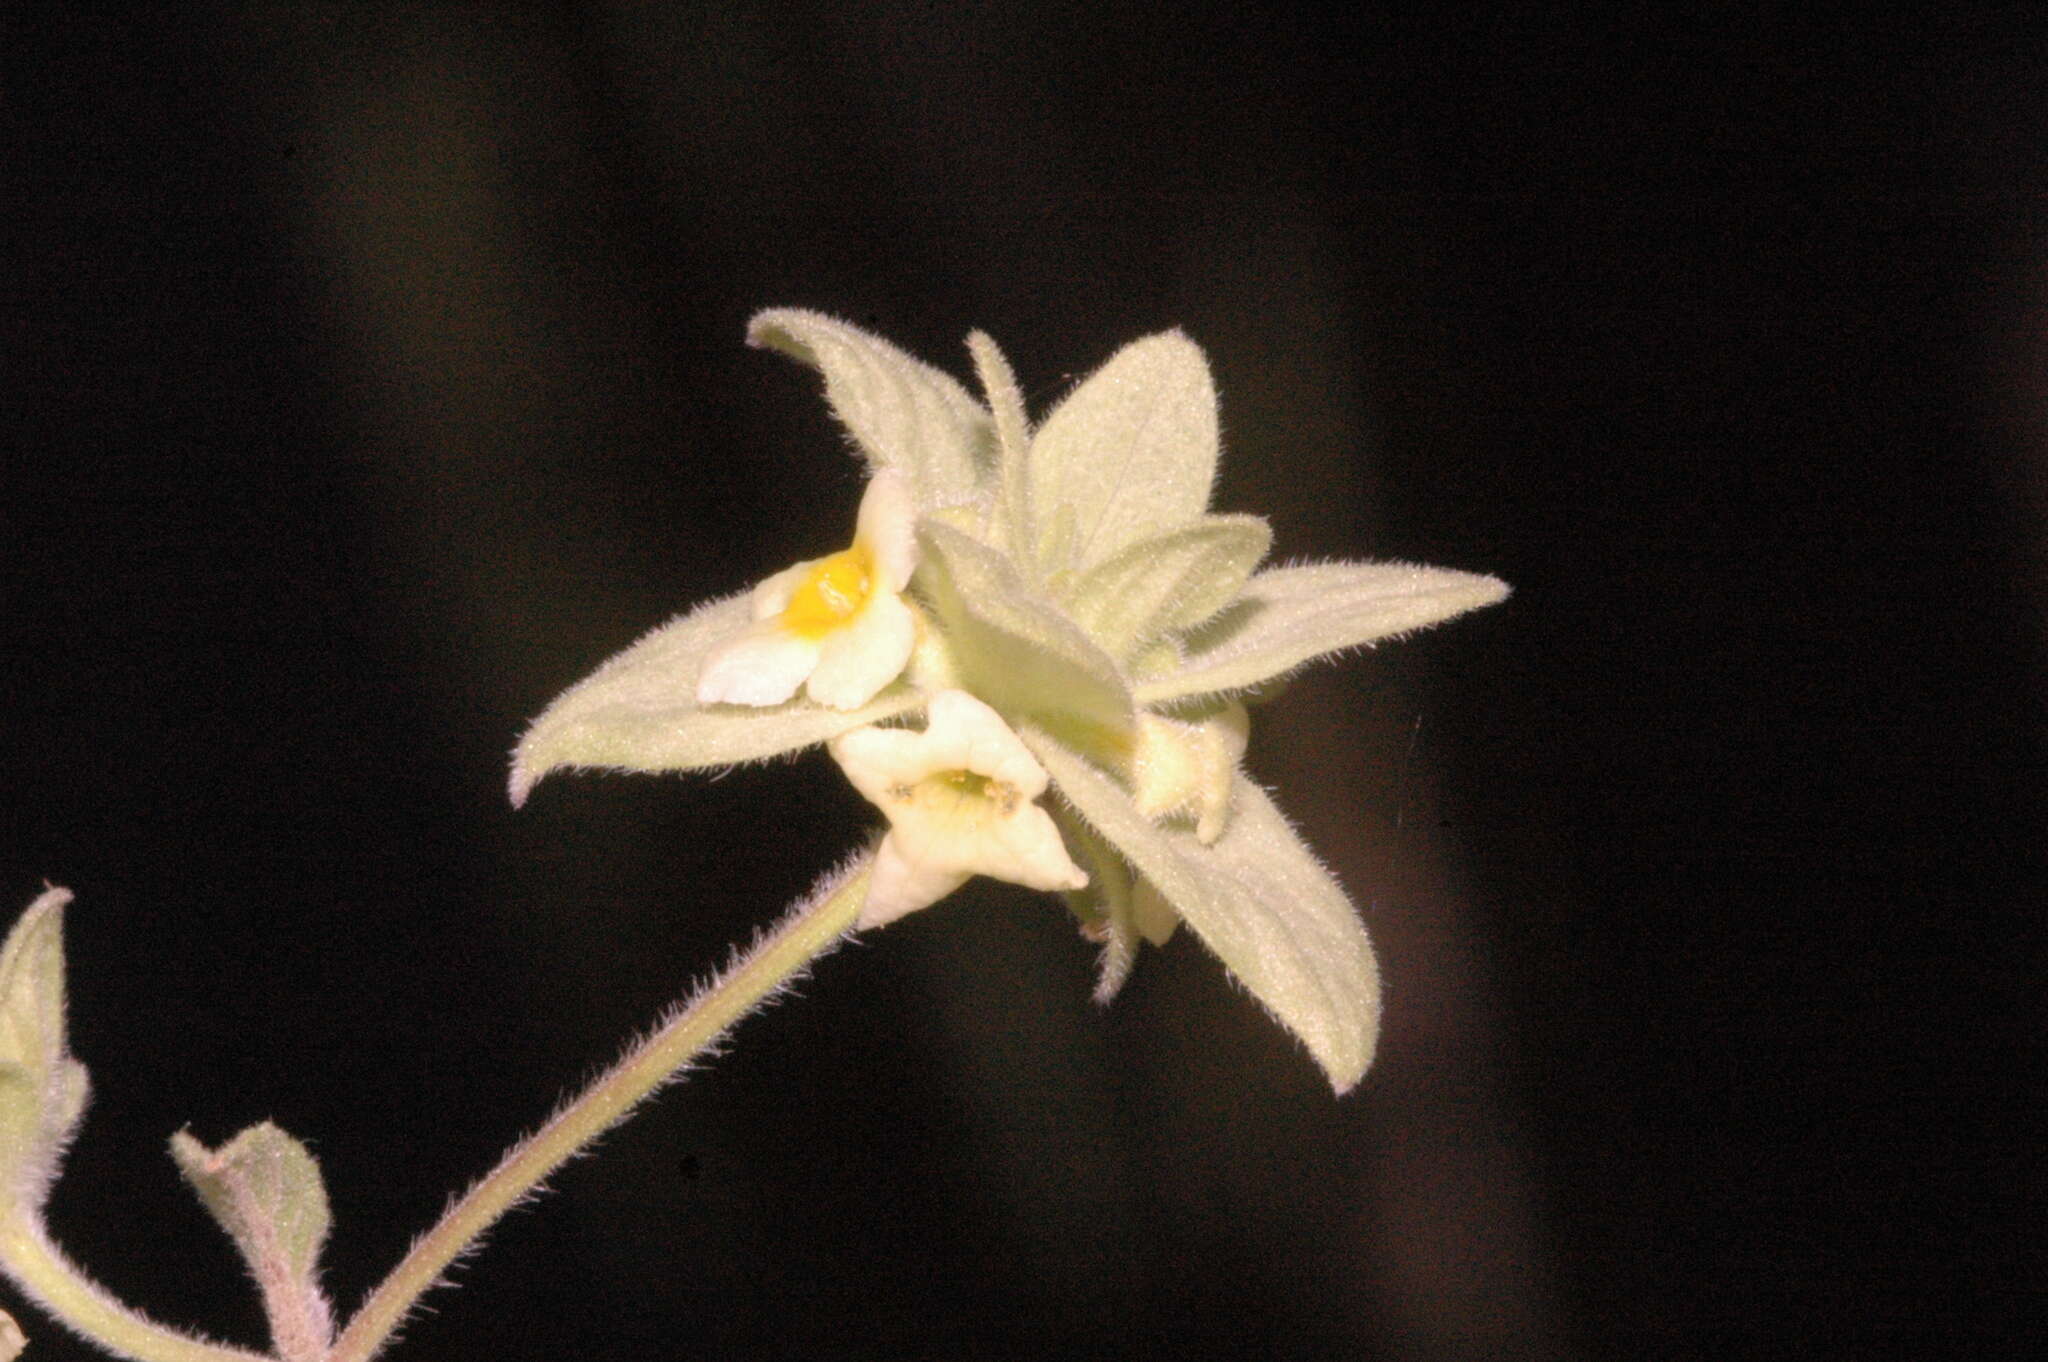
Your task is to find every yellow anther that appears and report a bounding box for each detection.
[780,546,873,638]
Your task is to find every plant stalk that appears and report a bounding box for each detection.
[328,856,870,1362]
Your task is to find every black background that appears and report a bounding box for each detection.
[6,7,2039,1360]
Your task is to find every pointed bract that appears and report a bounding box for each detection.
[1028,330,1219,575]
[966,330,1036,566]
[1026,733,1381,1093]
[1063,515,1271,665]
[1138,562,1511,705]
[917,520,1134,742]
[0,887,91,1213]
[749,309,994,508]
[510,593,924,806]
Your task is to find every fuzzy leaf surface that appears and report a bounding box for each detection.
[0,888,89,1210]
[918,521,1133,742]
[511,594,923,804]
[171,1123,331,1287]
[172,1122,334,1360]
[1064,514,1271,664]
[749,309,993,508]
[1028,331,1218,574]
[1027,734,1381,1092]
[1138,562,1510,704]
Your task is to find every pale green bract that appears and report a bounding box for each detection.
[1061,515,1272,666]
[170,1124,332,1298]
[509,593,924,808]
[171,1123,335,1362]
[0,887,90,1216]
[512,310,1509,1092]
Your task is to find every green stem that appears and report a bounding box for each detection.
[328,855,871,1362]
[0,1213,274,1362]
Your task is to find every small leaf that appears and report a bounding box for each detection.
[0,888,90,1212]
[1063,515,1271,663]
[1027,734,1381,1093]
[1137,562,1511,705]
[1028,330,1219,574]
[966,330,1037,569]
[0,888,71,1084]
[1056,814,1178,1004]
[749,309,994,509]
[510,594,925,805]
[917,521,1133,745]
[1055,813,1141,1002]
[171,1124,330,1285]
[171,1123,334,1360]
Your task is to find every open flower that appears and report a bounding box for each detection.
[830,689,1086,928]
[696,470,918,710]
[512,308,1509,1091]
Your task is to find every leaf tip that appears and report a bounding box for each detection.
[1472,572,1512,608]
[745,306,830,355]
[507,759,537,810]
[22,883,73,925]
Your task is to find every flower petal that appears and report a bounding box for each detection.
[749,309,994,508]
[1025,729,1381,1094]
[1136,562,1511,705]
[806,590,916,710]
[750,562,811,620]
[509,594,924,806]
[918,688,1051,797]
[697,622,821,707]
[1129,701,1249,845]
[864,838,970,929]
[856,470,919,591]
[832,691,1086,927]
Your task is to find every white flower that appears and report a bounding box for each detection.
[513,309,1512,1091]
[695,471,919,711]
[830,690,1088,929]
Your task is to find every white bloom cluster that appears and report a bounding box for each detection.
[512,311,1508,1091]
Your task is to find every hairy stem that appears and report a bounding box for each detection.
[0,1214,274,1362]
[328,855,871,1362]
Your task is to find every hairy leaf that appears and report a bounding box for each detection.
[750,309,994,508]
[511,594,923,805]
[1139,562,1510,704]
[1028,331,1218,574]
[1027,734,1381,1093]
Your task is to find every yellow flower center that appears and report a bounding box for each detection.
[781,545,874,639]
[887,768,1022,818]
[934,768,994,801]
